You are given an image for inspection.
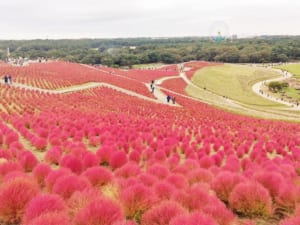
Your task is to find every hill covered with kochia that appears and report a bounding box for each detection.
[0,61,299,225]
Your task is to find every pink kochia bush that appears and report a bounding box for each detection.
[67,189,101,217]
[0,178,40,223]
[52,174,91,199]
[32,163,51,186]
[18,151,38,172]
[74,198,124,225]
[279,216,300,225]
[109,151,128,169]
[82,166,113,187]
[170,212,218,225]
[24,212,71,225]
[211,171,245,203]
[229,181,273,217]
[23,194,66,223]
[60,154,83,174]
[141,201,186,225]
[120,184,156,220]
[45,146,62,165]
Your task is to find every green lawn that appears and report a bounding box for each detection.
[275,63,300,79]
[188,64,282,106]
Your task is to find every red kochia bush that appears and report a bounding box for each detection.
[18,151,38,172]
[279,216,300,225]
[24,212,71,225]
[211,171,245,203]
[60,154,83,174]
[52,174,91,199]
[170,212,218,225]
[45,168,71,191]
[154,181,176,200]
[141,201,186,225]
[45,146,62,164]
[68,189,101,217]
[254,171,285,199]
[23,194,66,223]
[229,182,273,217]
[32,163,51,186]
[120,184,156,220]
[82,152,100,169]
[0,178,40,223]
[109,151,128,169]
[74,198,124,225]
[82,166,113,187]
[203,198,237,225]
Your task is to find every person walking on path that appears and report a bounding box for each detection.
[167,95,171,103]
[150,80,155,93]
[4,75,8,85]
[8,75,12,85]
[172,96,176,104]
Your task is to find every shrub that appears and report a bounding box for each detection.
[23,194,66,223]
[82,166,113,187]
[187,168,214,185]
[254,171,285,199]
[60,154,83,174]
[170,212,218,225]
[203,198,237,225]
[229,182,273,217]
[32,163,51,186]
[24,212,71,225]
[279,216,300,225]
[75,198,124,225]
[141,201,186,225]
[0,178,40,223]
[211,171,245,203]
[109,151,128,170]
[120,184,156,221]
[82,152,100,169]
[115,163,141,178]
[96,146,113,165]
[45,168,71,191]
[166,174,188,189]
[0,161,22,178]
[68,189,101,217]
[154,181,176,200]
[172,184,211,211]
[52,174,91,199]
[18,151,38,172]
[45,147,62,165]
[147,164,169,179]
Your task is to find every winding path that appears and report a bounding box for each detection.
[252,69,300,109]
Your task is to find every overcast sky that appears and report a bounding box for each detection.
[0,0,299,39]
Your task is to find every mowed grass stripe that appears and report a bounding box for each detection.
[188,64,281,106]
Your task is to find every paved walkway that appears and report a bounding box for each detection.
[252,69,300,109]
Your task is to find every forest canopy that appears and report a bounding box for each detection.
[1,36,299,67]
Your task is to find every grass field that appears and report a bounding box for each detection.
[275,63,300,79]
[188,64,282,106]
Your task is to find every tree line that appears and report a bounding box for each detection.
[0,36,300,67]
